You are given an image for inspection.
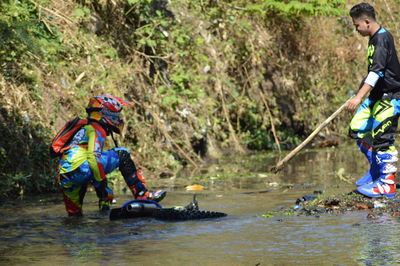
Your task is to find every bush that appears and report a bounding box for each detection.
[0,107,58,200]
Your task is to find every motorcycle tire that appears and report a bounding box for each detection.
[153,208,227,220]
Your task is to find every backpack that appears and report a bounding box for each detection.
[49,117,88,158]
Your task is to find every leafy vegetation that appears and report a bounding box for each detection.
[0,106,57,199]
[1,0,399,200]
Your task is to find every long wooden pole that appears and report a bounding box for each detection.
[270,100,349,173]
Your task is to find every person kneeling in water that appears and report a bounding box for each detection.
[56,95,166,217]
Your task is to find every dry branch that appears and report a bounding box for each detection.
[270,100,349,173]
[259,90,281,154]
[34,3,75,25]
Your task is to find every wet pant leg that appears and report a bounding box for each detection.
[59,162,92,215]
[349,98,400,151]
[93,150,121,204]
[350,98,400,197]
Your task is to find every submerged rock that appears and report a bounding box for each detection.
[295,194,317,205]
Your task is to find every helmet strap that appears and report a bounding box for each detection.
[110,131,119,148]
[88,118,114,137]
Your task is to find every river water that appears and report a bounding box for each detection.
[1,144,400,265]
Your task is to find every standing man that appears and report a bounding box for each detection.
[347,2,400,198]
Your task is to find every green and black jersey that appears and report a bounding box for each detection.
[368,27,400,100]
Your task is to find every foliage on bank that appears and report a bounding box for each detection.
[1,0,399,199]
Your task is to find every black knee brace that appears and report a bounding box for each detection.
[115,149,137,178]
[114,149,145,190]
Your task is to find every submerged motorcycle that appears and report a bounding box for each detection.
[110,195,227,221]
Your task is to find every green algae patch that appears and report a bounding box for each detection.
[261,209,297,218]
[261,211,275,218]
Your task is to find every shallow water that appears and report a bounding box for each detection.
[1,145,400,265]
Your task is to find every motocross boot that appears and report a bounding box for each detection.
[357,149,397,198]
[117,149,166,202]
[128,170,167,202]
[355,141,379,186]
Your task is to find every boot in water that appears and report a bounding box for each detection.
[357,150,397,198]
[355,141,379,186]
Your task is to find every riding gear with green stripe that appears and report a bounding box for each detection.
[349,25,400,198]
[58,95,166,216]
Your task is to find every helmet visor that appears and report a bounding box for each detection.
[101,109,124,133]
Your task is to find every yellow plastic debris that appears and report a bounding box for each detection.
[185,184,204,191]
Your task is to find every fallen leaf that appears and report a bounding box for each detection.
[354,203,369,210]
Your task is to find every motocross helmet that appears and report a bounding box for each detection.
[86,95,133,134]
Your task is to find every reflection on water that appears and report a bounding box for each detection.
[1,145,400,265]
[357,214,400,264]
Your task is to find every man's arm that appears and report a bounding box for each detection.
[346,82,373,112]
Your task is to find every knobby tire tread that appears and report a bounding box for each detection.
[153,208,227,220]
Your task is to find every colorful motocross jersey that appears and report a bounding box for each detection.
[367,27,400,100]
[59,122,107,183]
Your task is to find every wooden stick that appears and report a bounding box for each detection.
[270,100,349,173]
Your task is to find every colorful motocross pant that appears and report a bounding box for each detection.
[349,97,400,151]
[59,148,142,215]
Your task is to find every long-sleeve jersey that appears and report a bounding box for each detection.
[368,27,400,100]
[59,122,107,183]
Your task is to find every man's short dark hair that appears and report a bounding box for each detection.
[350,2,376,21]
